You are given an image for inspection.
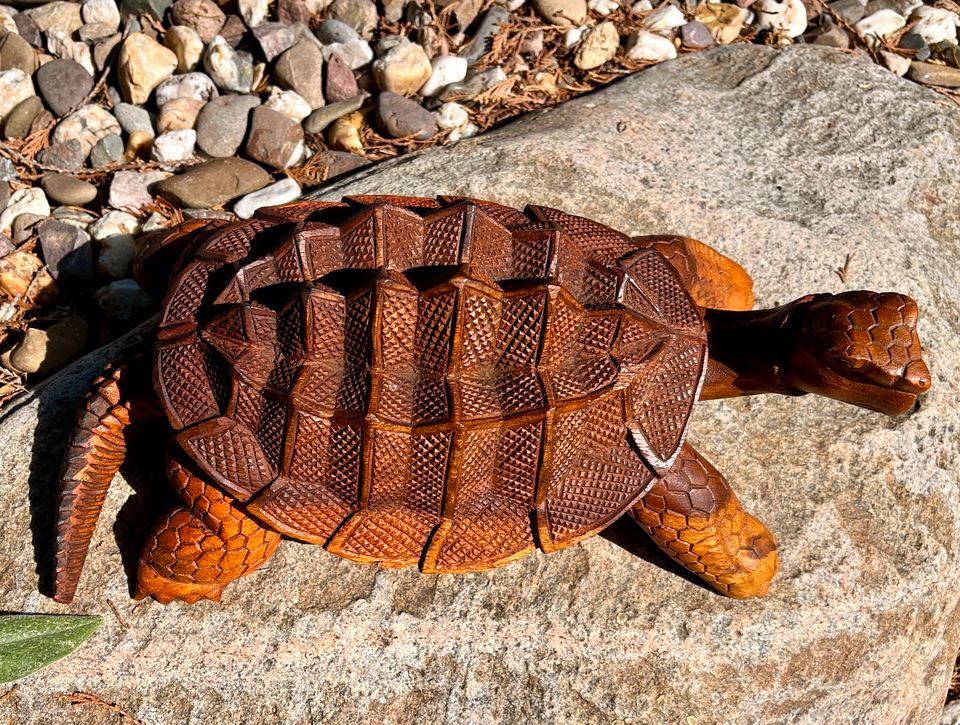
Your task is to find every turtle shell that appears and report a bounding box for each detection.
[148,195,707,573]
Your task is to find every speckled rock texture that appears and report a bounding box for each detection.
[1,45,958,724]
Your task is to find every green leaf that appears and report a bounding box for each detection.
[0,614,102,683]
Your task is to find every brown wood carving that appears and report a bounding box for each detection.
[51,196,932,604]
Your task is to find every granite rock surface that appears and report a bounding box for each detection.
[1,45,958,724]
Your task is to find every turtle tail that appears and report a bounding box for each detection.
[53,368,130,604]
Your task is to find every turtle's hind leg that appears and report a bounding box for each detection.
[629,443,779,599]
[136,452,280,604]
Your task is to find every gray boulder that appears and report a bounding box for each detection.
[0,45,958,723]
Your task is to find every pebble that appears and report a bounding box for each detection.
[694,3,747,44]
[810,15,850,48]
[9,316,90,375]
[880,49,910,77]
[755,0,807,37]
[41,174,97,206]
[245,106,304,168]
[327,111,363,152]
[376,91,438,140]
[533,0,587,26]
[239,0,269,28]
[0,250,44,298]
[828,0,865,24]
[326,53,360,102]
[625,29,678,61]
[96,279,153,322]
[52,105,122,158]
[3,96,42,140]
[0,188,50,234]
[317,19,359,44]
[519,30,544,55]
[907,59,960,87]
[36,59,94,118]
[0,9,14,35]
[898,31,930,61]
[156,157,271,208]
[93,33,122,72]
[97,233,137,278]
[233,178,302,219]
[108,169,169,212]
[910,6,958,45]
[118,33,179,104]
[171,0,225,43]
[435,101,469,130]
[38,140,86,170]
[373,39,433,95]
[854,9,905,40]
[204,35,254,93]
[420,55,468,97]
[458,6,511,65]
[13,14,41,48]
[0,30,36,74]
[11,214,44,243]
[47,30,96,76]
[588,0,620,16]
[643,4,687,32]
[0,69,35,125]
[0,158,15,182]
[329,0,378,39]
[252,22,296,61]
[52,207,98,228]
[151,128,197,162]
[142,212,168,232]
[82,0,120,30]
[114,102,155,137]
[157,97,204,132]
[90,209,140,240]
[220,14,247,47]
[38,219,94,281]
[155,72,219,106]
[195,93,260,156]
[25,2,83,37]
[164,24,204,72]
[322,37,373,69]
[303,92,368,133]
[681,19,715,48]
[80,22,120,43]
[274,40,326,109]
[264,88,312,121]
[574,21,619,70]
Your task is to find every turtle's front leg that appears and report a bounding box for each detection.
[629,444,780,599]
[136,452,281,604]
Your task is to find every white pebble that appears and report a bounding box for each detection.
[642,4,686,32]
[435,102,469,130]
[910,6,958,45]
[0,69,35,125]
[322,38,374,70]
[97,234,137,279]
[506,0,526,9]
[142,212,169,232]
[265,88,312,122]
[155,72,219,106]
[151,129,197,162]
[754,0,807,38]
[239,0,268,28]
[448,122,478,143]
[0,188,49,234]
[625,29,677,62]
[89,209,140,239]
[233,178,302,220]
[589,0,620,16]
[81,0,120,30]
[854,9,906,41]
[565,25,587,47]
[0,7,17,33]
[420,55,469,97]
[631,0,652,12]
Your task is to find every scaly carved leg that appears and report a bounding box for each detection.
[136,452,281,604]
[629,444,780,599]
[632,235,754,311]
[53,368,130,604]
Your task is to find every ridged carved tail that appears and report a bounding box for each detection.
[53,369,129,604]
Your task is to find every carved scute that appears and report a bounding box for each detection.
[296,223,344,280]
[154,335,224,429]
[176,416,277,501]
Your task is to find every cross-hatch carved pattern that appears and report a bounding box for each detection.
[160,196,705,571]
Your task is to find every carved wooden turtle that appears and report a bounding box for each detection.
[52,196,932,604]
